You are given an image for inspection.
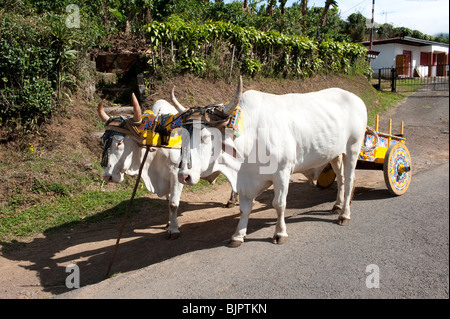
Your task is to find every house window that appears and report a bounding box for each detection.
[420,52,430,66]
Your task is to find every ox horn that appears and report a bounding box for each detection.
[171,86,187,113]
[131,93,142,125]
[97,100,110,123]
[223,76,243,116]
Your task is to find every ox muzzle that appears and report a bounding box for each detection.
[178,123,195,184]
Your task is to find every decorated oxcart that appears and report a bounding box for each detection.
[317,115,412,195]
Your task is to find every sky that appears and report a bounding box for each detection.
[225,0,449,36]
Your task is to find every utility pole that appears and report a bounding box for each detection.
[370,0,375,51]
[381,10,395,24]
[367,0,380,67]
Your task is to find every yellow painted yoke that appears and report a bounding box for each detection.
[136,106,244,148]
[137,111,183,148]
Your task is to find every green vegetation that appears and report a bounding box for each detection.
[368,91,412,127]
[143,17,369,79]
[1,183,148,240]
[0,7,103,137]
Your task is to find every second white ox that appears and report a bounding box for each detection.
[98,94,237,239]
[98,95,185,239]
[173,77,367,247]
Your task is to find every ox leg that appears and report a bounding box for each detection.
[337,150,358,226]
[228,196,253,248]
[226,191,239,208]
[166,182,184,239]
[330,155,344,214]
[272,171,289,244]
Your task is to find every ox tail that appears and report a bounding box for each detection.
[360,126,379,153]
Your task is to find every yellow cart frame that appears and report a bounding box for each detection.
[317,115,412,195]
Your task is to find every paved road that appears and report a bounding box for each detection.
[380,90,449,173]
[60,162,449,300]
[60,90,449,301]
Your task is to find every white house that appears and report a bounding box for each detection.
[362,36,449,77]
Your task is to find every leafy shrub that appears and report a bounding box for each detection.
[181,57,206,74]
[0,9,103,137]
[0,13,56,135]
[143,17,370,79]
[242,58,262,77]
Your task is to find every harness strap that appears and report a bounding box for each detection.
[106,121,142,140]
[104,125,132,136]
[179,105,243,139]
[179,105,230,125]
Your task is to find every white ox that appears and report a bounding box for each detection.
[98,96,185,239]
[98,94,237,239]
[173,77,367,247]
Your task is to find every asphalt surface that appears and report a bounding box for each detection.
[59,90,449,301]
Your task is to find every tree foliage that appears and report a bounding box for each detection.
[143,17,369,79]
[1,0,446,138]
[0,5,104,136]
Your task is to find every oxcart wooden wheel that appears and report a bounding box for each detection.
[317,163,336,188]
[383,143,412,196]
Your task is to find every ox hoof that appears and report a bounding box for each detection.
[272,235,288,245]
[227,240,243,248]
[331,205,342,214]
[337,216,350,226]
[225,201,236,208]
[166,232,180,240]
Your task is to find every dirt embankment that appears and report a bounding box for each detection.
[143,74,377,110]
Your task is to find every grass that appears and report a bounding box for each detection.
[184,173,229,192]
[367,90,412,127]
[0,140,152,242]
[0,181,148,242]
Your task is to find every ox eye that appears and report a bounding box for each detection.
[113,135,125,146]
[201,133,211,143]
